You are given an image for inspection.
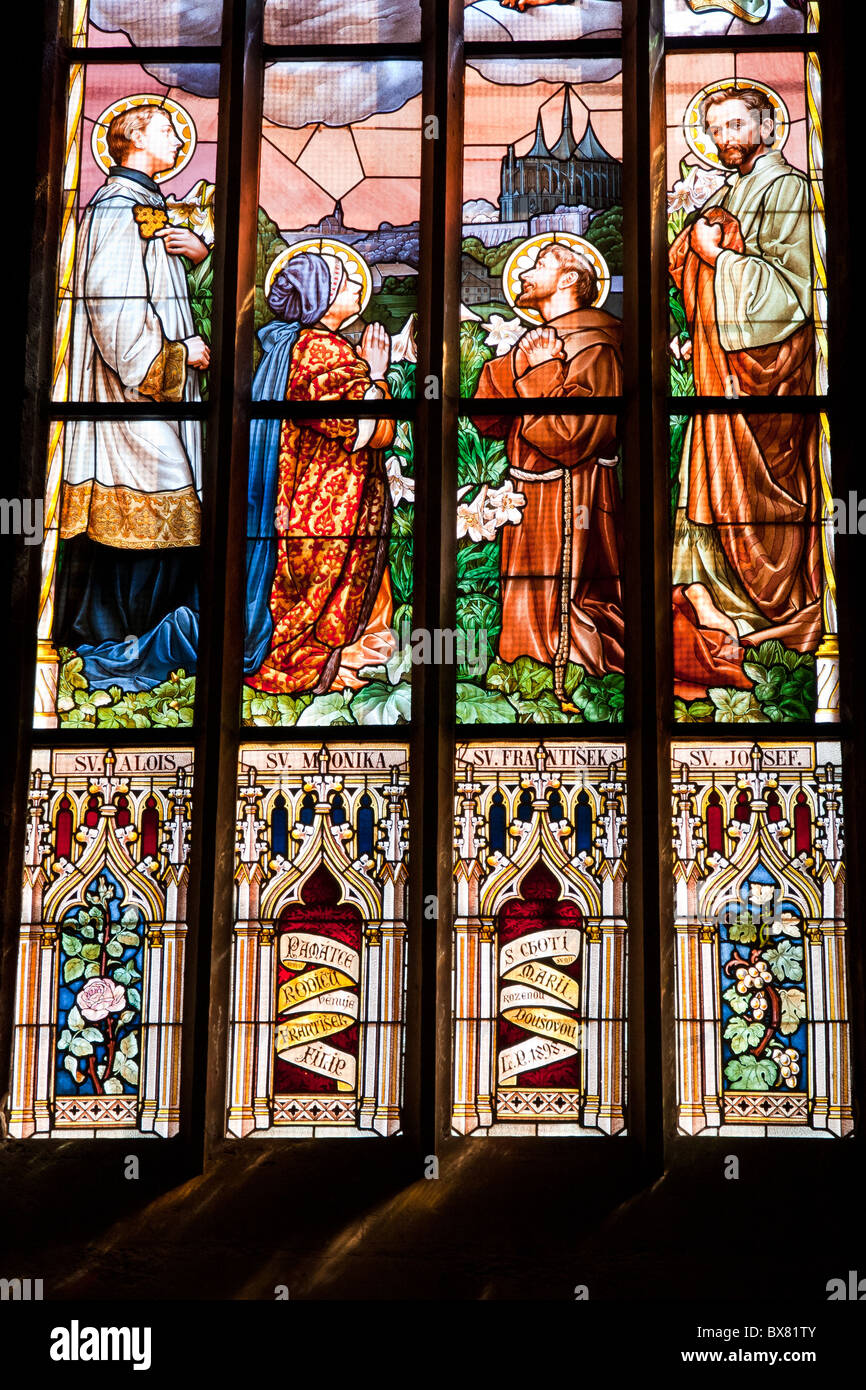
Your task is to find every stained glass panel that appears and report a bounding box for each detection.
[664,0,812,37]
[666,49,825,398]
[670,412,838,724]
[54,64,218,405]
[461,59,623,398]
[242,419,413,726]
[82,0,224,46]
[264,1,422,45]
[464,0,622,42]
[672,739,852,1136]
[452,740,627,1136]
[227,744,409,1136]
[455,416,623,725]
[254,61,421,400]
[35,422,202,729]
[8,747,194,1137]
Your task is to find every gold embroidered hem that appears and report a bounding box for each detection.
[60,481,201,548]
[138,339,188,403]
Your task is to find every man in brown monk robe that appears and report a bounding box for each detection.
[668,86,820,698]
[473,243,623,704]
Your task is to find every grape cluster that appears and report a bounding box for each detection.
[771,1046,801,1089]
[735,961,772,995]
[751,990,767,1020]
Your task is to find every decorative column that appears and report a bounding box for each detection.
[227,767,268,1137]
[813,763,853,1135]
[368,765,409,1135]
[9,769,54,1136]
[150,767,192,1137]
[672,762,717,1134]
[593,770,627,1134]
[452,763,489,1134]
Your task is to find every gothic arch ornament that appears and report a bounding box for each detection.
[673,742,853,1137]
[228,745,410,1138]
[452,742,627,1137]
[9,748,194,1138]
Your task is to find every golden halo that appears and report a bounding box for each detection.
[264,238,373,316]
[502,232,611,325]
[683,80,790,170]
[91,94,197,183]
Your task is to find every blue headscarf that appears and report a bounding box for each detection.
[245,252,338,675]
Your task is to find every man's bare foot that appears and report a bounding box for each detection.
[683,582,739,640]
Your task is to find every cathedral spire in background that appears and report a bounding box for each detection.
[551,85,578,161]
[527,108,550,158]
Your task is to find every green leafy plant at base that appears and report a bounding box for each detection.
[676,641,817,726]
[459,322,494,399]
[57,652,195,729]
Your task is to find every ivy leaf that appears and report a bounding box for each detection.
[723,1016,766,1055]
[296,692,357,726]
[723,984,750,1016]
[455,682,516,724]
[725,1055,779,1090]
[764,940,804,983]
[778,986,807,1034]
[724,912,759,944]
[709,688,767,723]
[351,679,412,726]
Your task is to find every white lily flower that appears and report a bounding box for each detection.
[386,453,415,505]
[483,482,526,527]
[456,486,496,542]
[667,166,727,217]
[391,314,417,364]
[483,313,525,356]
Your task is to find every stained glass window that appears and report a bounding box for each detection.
[452,740,627,1136]
[5,0,859,1189]
[672,739,851,1136]
[8,747,194,1137]
[228,744,409,1136]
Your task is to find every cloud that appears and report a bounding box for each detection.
[265,0,421,43]
[468,58,622,87]
[90,0,222,46]
[263,61,421,129]
[463,199,499,224]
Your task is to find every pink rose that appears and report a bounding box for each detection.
[77,976,127,1022]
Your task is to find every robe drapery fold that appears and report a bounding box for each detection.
[245,327,396,695]
[53,167,204,690]
[669,155,821,696]
[474,308,624,679]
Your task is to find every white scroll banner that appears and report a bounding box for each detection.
[281,989,359,1020]
[502,959,581,1011]
[498,1037,578,1084]
[279,1040,357,1090]
[278,930,360,980]
[499,927,581,974]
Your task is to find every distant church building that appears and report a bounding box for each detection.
[499,87,622,223]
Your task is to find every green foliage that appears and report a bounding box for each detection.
[724,1015,766,1055]
[669,413,690,523]
[455,682,516,723]
[386,360,416,399]
[724,1055,779,1091]
[778,987,807,1036]
[459,322,495,399]
[743,640,816,722]
[674,696,714,723]
[457,417,509,490]
[708,687,767,723]
[185,251,214,399]
[763,940,804,984]
[584,205,623,274]
[461,235,525,280]
[57,653,195,730]
[254,206,289,368]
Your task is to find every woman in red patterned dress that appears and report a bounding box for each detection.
[245,250,397,695]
